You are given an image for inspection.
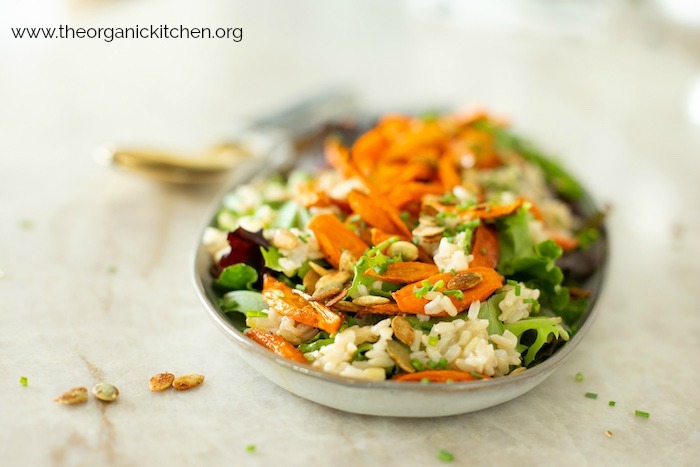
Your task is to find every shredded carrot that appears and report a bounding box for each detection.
[550,233,578,251]
[388,182,445,209]
[348,190,402,235]
[364,262,439,284]
[262,275,343,334]
[437,153,461,190]
[469,198,523,220]
[324,138,354,178]
[392,267,504,315]
[470,224,499,268]
[308,213,369,268]
[245,329,308,365]
[393,370,489,383]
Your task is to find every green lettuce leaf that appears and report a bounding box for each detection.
[496,207,570,311]
[214,264,258,291]
[219,290,267,314]
[505,316,569,366]
[478,292,506,336]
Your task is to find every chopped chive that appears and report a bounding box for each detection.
[575,372,584,382]
[272,289,285,298]
[449,269,457,275]
[506,279,518,286]
[515,285,521,296]
[246,444,256,452]
[443,290,464,300]
[585,392,598,399]
[432,279,445,291]
[245,311,268,318]
[19,376,28,387]
[420,378,430,384]
[523,298,535,304]
[437,449,454,462]
[428,336,439,346]
[469,371,484,380]
[609,401,616,407]
[295,284,307,291]
[635,410,650,419]
[426,360,437,369]
[411,359,425,371]
[437,357,448,369]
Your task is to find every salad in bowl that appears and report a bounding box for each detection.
[200,111,603,383]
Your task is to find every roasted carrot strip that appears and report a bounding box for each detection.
[438,153,461,190]
[388,182,444,209]
[364,262,439,284]
[392,267,504,315]
[470,224,499,268]
[308,213,369,269]
[262,275,342,334]
[393,370,489,382]
[371,161,433,190]
[384,121,447,160]
[351,128,386,174]
[376,114,413,140]
[245,329,308,365]
[469,198,523,220]
[550,233,578,251]
[347,190,401,235]
[325,139,357,179]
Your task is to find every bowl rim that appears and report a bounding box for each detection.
[190,122,609,394]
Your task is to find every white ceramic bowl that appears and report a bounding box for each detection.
[191,126,608,417]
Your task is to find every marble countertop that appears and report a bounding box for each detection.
[1,1,698,465]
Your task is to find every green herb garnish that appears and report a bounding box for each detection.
[575,372,584,382]
[246,444,256,452]
[469,371,484,380]
[411,359,425,371]
[635,410,650,419]
[437,449,454,462]
[428,336,439,346]
[585,392,598,399]
[245,310,268,318]
[19,376,28,387]
[609,401,616,407]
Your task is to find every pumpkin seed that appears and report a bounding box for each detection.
[412,224,445,238]
[387,241,419,261]
[332,301,360,312]
[92,383,119,402]
[352,295,390,306]
[172,374,204,391]
[302,269,321,294]
[149,372,175,392]
[308,261,331,276]
[312,284,343,302]
[315,271,350,290]
[54,386,88,405]
[339,250,357,273]
[391,316,415,346]
[386,340,415,373]
[447,272,483,291]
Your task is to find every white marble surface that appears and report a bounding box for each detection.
[1,1,699,465]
